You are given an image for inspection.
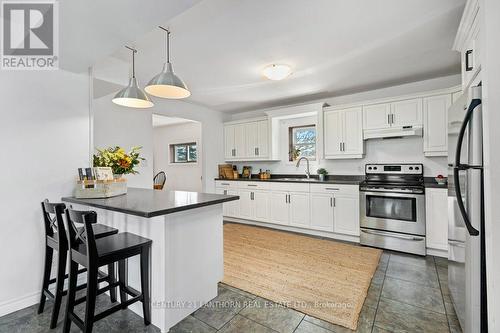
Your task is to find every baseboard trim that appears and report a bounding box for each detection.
[224,217,360,243]
[0,273,88,318]
[0,291,40,317]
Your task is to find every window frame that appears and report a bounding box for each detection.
[288,124,317,161]
[170,142,198,164]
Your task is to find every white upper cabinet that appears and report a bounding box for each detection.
[224,119,269,161]
[423,94,451,156]
[390,98,423,127]
[324,106,363,159]
[454,0,481,89]
[363,103,391,130]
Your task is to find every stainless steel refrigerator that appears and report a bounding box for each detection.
[447,83,487,333]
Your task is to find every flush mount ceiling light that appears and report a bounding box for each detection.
[112,46,154,108]
[262,64,292,81]
[145,26,191,99]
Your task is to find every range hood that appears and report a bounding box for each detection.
[363,125,423,140]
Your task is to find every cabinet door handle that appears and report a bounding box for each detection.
[221,183,230,186]
[342,142,345,151]
[288,194,291,204]
[247,184,258,187]
[333,197,336,207]
[465,49,473,71]
[325,188,339,191]
[223,190,227,195]
[285,194,288,203]
[330,197,333,207]
[255,147,259,156]
[339,142,342,152]
[251,192,254,200]
[391,114,395,124]
[388,114,390,125]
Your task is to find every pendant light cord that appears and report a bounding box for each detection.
[159,26,170,63]
[125,45,137,78]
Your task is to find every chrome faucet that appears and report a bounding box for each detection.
[295,157,311,178]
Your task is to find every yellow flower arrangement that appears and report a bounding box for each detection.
[93,146,144,175]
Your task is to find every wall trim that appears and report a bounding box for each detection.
[0,291,40,317]
[427,247,448,258]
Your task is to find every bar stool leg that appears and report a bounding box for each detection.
[140,246,151,325]
[83,265,98,333]
[50,248,67,328]
[63,260,78,333]
[107,263,117,303]
[118,259,128,309]
[37,245,53,314]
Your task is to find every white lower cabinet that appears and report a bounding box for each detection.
[217,181,361,240]
[310,193,334,231]
[269,191,289,225]
[425,188,448,251]
[289,192,310,228]
[238,189,254,220]
[333,193,360,236]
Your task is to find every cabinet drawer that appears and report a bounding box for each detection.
[215,180,238,188]
[238,181,270,190]
[310,183,359,194]
[268,182,309,192]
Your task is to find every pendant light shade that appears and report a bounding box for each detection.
[112,46,154,108]
[145,27,190,99]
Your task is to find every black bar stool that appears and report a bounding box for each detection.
[63,208,152,333]
[38,200,119,329]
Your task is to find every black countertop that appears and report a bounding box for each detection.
[62,188,239,218]
[424,177,448,189]
[215,174,364,185]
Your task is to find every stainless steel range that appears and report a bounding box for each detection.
[359,163,426,255]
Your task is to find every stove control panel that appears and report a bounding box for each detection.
[365,163,423,175]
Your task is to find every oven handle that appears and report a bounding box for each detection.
[360,191,423,198]
[361,229,425,241]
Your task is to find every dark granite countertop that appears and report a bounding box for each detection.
[424,177,448,189]
[62,188,239,218]
[215,174,364,185]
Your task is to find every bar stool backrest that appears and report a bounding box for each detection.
[153,171,166,190]
[41,199,67,247]
[64,208,98,261]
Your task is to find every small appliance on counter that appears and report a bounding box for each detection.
[359,163,426,256]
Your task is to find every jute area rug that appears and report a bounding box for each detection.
[222,223,382,330]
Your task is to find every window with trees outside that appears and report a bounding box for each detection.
[289,125,316,161]
[170,143,197,163]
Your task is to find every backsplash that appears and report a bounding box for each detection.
[233,136,448,177]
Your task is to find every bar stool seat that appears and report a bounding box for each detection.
[71,232,152,266]
[63,208,152,333]
[38,200,119,330]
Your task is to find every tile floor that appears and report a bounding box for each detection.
[0,251,462,333]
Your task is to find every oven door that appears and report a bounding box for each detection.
[360,191,426,236]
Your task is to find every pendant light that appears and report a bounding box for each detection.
[112,46,154,108]
[145,26,190,99]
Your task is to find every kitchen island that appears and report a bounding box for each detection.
[62,188,239,333]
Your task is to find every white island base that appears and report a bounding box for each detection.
[72,203,224,333]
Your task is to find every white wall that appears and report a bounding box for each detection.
[0,70,90,315]
[153,122,203,191]
[93,96,154,189]
[481,0,500,330]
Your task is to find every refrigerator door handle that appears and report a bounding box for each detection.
[453,96,482,237]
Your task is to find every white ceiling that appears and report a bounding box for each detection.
[110,0,465,113]
[58,0,201,72]
[152,114,195,128]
